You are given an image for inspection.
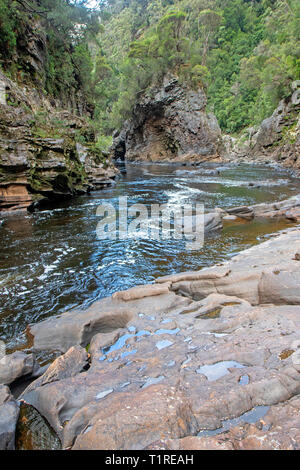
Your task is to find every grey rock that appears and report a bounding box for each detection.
[21,346,89,396]
[111,76,222,164]
[27,292,190,353]
[0,351,34,385]
[227,206,254,220]
[21,228,300,450]
[0,385,19,450]
[223,82,300,173]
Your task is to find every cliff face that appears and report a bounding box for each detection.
[112,76,222,163]
[224,81,300,173]
[0,71,117,213]
[252,81,300,171]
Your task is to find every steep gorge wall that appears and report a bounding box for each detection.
[112,77,222,164]
[0,21,117,214]
[224,81,300,173]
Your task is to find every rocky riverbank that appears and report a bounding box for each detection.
[223,81,300,174]
[1,194,300,450]
[111,77,299,176]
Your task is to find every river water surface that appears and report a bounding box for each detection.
[1,162,299,351]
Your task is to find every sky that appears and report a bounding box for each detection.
[85,0,100,8]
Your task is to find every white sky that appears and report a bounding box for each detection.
[85,0,100,8]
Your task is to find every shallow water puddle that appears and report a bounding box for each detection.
[165,360,176,367]
[120,381,131,388]
[155,328,180,335]
[101,329,151,361]
[202,332,228,338]
[100,325,180,361]
[141,375,165,389]
[156,339,174,350]
[197,405,270,437]
[196,361,246,381]
[95,389,113,400]
[238,374,250,385]
[120,349,137,359]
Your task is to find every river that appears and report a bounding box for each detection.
[1,162,299,352]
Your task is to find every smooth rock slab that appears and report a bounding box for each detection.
[27,292,190,353]
[164,229,300,305]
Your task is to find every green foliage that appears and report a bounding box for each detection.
[1,0,299,139]
[0,1,19,58]
[0,0,100,105]
[95,134,113,153]
[207,0,300,132]
[96,0,300,134]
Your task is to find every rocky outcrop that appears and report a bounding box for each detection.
[157,227,300,305]
[0,71,118,213]
[0,385,19,450]
[26,290,188,353]
[0,351,36,386]
[16,227,300,450]
[224,194,300,222]
[21,346,89,396]
[112,76,222,163]
[224,81,300,172]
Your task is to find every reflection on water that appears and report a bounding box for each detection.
[197,405,270,437]
[0,162,299,350]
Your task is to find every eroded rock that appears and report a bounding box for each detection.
[0,351,35,385]
[27,291,190,353]
[162,228,300,305]
[112,76,222,164]
[21,346,88,396]
[0,385,19,450]
[0,70,118,213]
[21,228,300,450]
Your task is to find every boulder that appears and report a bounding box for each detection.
[0,351,35,385]
[112,282,171,301]
[226,206,254,220]
[204,211,223,232]
[0,385,19,450]
[258,266,300,305]
[164,228,300,305]
[21,346,89,396]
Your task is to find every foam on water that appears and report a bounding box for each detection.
[1,162,299,350]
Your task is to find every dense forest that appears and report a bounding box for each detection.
[0,0,299,148]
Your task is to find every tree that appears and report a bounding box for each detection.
[198,9,222,65]
[157,10,187,63]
